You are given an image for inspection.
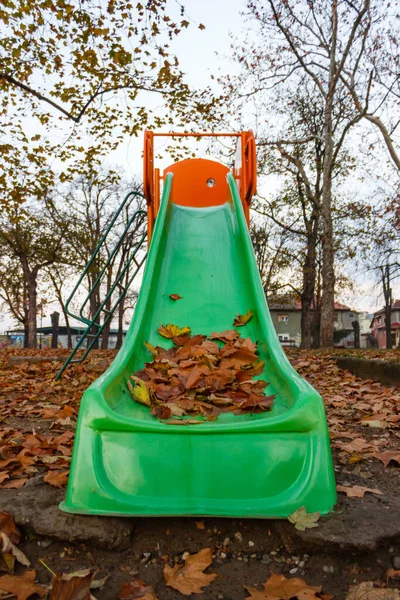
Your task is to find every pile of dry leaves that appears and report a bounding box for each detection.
[128,324,274,422]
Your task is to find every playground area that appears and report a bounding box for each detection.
[0,347,399,599]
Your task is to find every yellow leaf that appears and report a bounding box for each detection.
[233,309,254,327]
[157,324,191,339]
[129,377,151,407]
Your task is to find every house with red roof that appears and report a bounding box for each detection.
[267,295,359,347]
[371,300,400,348]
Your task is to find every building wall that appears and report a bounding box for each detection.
[269,310,302,346]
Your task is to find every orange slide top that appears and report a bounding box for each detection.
[143,131,257,241]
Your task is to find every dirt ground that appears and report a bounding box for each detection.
[0,348,399,599]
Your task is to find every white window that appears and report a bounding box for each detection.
[278,314,289,323]
[278,333,290,341]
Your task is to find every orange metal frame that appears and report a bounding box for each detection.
[143,130,257,241]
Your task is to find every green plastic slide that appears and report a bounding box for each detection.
[61,170,336,517]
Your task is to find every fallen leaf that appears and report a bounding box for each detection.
[287,506,320,531]
[145,342,157,356]
[337,485,383,498]
[233,309,254,327]
[169,294,183,301]
[337,438,375,454]
[374,451,400,468]
[1,478,28,489]
[158,324,191,339]
[128,378,151,407]
[387,570,400,579]
[44,469,69,488]
[50,569,93,599]
[1,533,30,567]
[244,572,321,599]
[118,577,158,599]
[164,547,217,595]
[0,511,21,544]
[209,330,239,342]
[0,570,46,600]
[345,581,400,599]
[195,521,205,530]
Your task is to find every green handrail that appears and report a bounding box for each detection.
[55,190,148,379]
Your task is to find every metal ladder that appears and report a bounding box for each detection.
[55,191,147,380]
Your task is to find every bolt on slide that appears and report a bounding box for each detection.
[60,131,336,517]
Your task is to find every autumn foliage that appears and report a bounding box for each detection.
[128,326,274,422]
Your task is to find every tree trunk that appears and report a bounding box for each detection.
[51,311,60,348]
[300,235,317,349]
[23,320,29,348]
[382,264,392,349]
[21,259,38,349]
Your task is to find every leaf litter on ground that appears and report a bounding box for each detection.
[128,326,274,422]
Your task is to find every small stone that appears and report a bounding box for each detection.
[243,557,249,562]
[217,595,224,599]
[234,532,243,542]
[323,566,330,573]
[220,552,227,559]
[182,552,189,561]
[393,557,400,569]
[223,537,230,547]
[143,552,151,559]
[292,556,300,563]
[238,556,243,561]
[59,552,65,558]
[329,566,335,573]
[389,547,394,553]
[270,550,277,556]
[248,541,254,547]
[40,539,52,549]
[250,553,257,558]
[289,568,298,574]
[298,561,305,568]
[261,554,270,564]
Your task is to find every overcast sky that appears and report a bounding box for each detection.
[1,0,393,332]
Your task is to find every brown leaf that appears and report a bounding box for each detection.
[233,309,254,327]
[0,511,21,544]
[387,569,400,579]
[195,520,205,530]
[118,578,158,599]
[244,572,321,599]
[169,294,182,301]
[44,469,69,488]
[50,569,93,600]
[337,438,375,454]
[337,485,383,498]
[374,451,400,468]
[209,330,239,342]
[0,570,46,600]
[1,478,28,489]
[164,547,217,595]
[1,532,30,567]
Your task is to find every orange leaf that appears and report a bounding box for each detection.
[164,547,217,595]
[244,572,321,600]
[44,469,69,488]
[169,294,182,301]
[0,570,46,600]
